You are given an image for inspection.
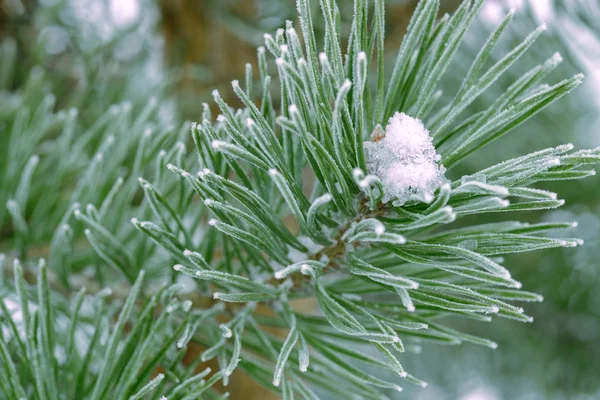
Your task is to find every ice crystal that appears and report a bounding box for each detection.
[364,112,446,204]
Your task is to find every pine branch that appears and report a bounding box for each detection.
[123,0,598,397]
[0,257,221,399]
[1,0,599,399]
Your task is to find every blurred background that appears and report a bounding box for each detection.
[0,0,598,398]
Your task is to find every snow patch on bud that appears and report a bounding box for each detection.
[289,104,298,113]
[358,51,366,61]
[208,219,218,226]
[275,58,284,66]
[183,249,192,256]
[231,80,239,88]
[173,264,182,271]
[268,168,279,176]
[364,112,446,204]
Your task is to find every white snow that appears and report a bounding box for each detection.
[364,112,446,204]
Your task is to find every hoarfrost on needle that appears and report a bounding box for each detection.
[364,112,446,204]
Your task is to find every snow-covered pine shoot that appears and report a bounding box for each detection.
[126,0,598,397]
[364,112,446,204]
[3,1,599,400]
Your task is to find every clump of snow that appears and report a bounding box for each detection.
[364,112,446,204]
